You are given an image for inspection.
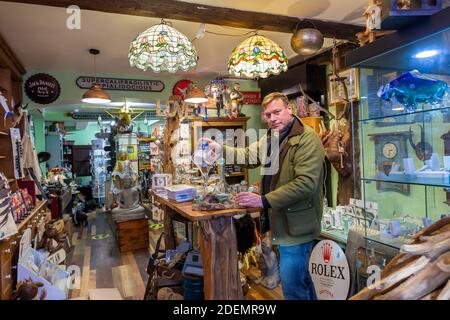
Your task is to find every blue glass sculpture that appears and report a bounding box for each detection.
[377,70,448,110]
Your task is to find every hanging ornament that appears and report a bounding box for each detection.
[290,27,324,56]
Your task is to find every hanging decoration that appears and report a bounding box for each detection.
[81,49,111,104]
[290,28,324,56]
[227,33,288,79]
[129,19,198,73]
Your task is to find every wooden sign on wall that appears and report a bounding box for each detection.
[76,76,165,92]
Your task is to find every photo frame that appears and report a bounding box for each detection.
[149,142,160,156]
[152,174,171,189]
[328,68,359,105]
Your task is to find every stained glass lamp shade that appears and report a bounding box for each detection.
[228,34,288,79]
[129,20,198,73]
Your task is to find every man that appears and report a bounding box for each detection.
[204,92,325,300]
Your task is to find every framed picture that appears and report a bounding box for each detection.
[152,174,171,189]
[149,142,160,156]
[328,68,359,105]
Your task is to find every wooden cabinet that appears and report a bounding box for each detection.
[0,31,27,300]
[0,200,47,299]
[73,145,92,177]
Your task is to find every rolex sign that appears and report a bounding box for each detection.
[308,240,350,300]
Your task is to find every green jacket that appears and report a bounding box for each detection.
[226,116,325,245]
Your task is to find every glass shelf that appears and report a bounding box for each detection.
[320,229,348,245]
[359,105,450,122]
[362,176,450,188]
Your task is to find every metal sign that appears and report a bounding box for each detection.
[76,76,165,92]
[25,73,61,104]
[309,240,350,300]
[242,91,261,104]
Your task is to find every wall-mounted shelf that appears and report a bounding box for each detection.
[17,200,47,231]
[0,156,6,159]
[0,131,8,136]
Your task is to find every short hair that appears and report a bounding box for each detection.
[261,92,290,109]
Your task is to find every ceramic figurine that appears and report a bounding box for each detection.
[254,240,280,289]
[227,83,244,119]
[13,278,47,300]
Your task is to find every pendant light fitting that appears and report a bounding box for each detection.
[82,48,111,104]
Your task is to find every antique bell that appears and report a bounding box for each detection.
[290,28,324,55]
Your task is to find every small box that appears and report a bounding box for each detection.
[115,218,149,253]
[166,185,196,203]
[182,251,203,277]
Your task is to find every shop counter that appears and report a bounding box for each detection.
[151,192,258,300]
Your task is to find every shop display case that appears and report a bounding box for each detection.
[346,8,449,268]
[91,138,110,204]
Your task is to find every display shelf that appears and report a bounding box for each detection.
[320,229,348,245]
[17,200,47,230]
[225,172,245,177]
[359,105,450,122]
[0,156,6,159]
[0,131,8,136]
[7,179,14,184]
[362,176,450,188]
[365,234,413,251]
[347,11,450,279]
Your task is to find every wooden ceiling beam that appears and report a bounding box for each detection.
[0,33,26,81]
[3,0,363,41]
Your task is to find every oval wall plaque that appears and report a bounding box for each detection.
[25,73,61,104]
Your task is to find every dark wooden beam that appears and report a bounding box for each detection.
[0,33,26,81]
[3,0,363,41]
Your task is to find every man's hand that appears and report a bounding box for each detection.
[235,192,263,208]
[199,137,222,154]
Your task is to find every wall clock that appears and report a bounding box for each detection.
[382,142,398,159]
[172,79,193,101]
[369,131,410,195]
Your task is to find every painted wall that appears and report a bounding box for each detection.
[24,68,263,184]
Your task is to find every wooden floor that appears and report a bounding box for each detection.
[66,210,284,300]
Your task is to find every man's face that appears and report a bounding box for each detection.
[263,98,293,132]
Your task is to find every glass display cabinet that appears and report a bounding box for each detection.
[91,138,110,204]
[346,7,449,265]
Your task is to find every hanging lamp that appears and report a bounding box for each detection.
[82,49,111,104]
[184,84,208,104]
[227,33,288,79]
[129,19,198,73]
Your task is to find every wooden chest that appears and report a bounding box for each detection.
[115,218,149,253]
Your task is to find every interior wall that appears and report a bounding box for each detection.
[24,69,263,184]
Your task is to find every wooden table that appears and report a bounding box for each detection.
[152,192,258,300]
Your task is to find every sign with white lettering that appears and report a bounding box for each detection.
[76,76,165,92]
[308,240,350,300]
[242,91,261,105]
[25,73,61,104]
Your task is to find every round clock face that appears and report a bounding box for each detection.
[382,142,398,159]
[172,79,193,101]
